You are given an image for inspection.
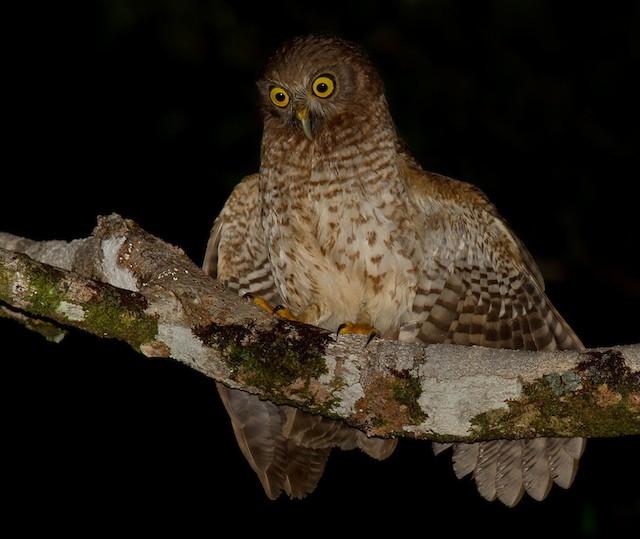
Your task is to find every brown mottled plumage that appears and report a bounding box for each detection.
[203,34,585,506]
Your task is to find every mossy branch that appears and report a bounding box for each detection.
[1,214,638,442]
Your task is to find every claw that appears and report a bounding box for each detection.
[245,294,275,314]
[337,322,381,346]
[366,330,381,346]
[244,294,298,321]
[272,304,298,321]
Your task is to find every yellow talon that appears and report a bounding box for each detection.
[272,304,298,321]
[243,294,298,321]
[244,293,273,313]
[337,322,381,345]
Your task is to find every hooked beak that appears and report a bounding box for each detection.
[295,105,313,140]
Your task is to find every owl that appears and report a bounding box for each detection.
[203,34,585,506]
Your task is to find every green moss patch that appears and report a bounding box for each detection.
[471,349,640,440]
[201,318,333,409]
[389,369,427,425]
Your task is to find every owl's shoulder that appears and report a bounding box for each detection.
[226,173,260,204]
[401,160,496,216]
[400,159,545,286]
[203,173,260,277]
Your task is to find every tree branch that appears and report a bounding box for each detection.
[1,214,638,442]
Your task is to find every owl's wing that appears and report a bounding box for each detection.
[401,167,582,351]
[204,174,281,305]
[402,165,585,506]
[204,174,395,499]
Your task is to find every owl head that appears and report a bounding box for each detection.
[256,34,386,140]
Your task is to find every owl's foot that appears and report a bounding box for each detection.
[244,294,380,343]
[244,293,297,321]
[337,322,381,345]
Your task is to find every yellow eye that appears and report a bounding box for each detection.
[312,75,335,98]
[269,86,290,107]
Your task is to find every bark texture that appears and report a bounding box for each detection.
[1,214,638,442]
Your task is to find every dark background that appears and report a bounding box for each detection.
[2,1,638,535]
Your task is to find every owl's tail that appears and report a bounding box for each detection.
[433,437,585,506]
[218,383,397,499]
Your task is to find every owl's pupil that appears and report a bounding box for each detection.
[275,92,286,102]
[317,83,328,93]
